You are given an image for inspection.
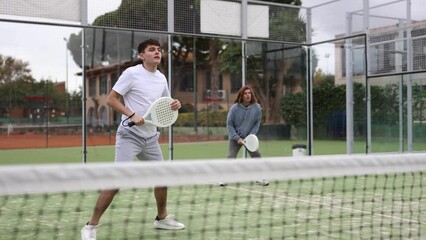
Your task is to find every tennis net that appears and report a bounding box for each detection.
[0,153,425,239]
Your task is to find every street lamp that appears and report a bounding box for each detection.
[63,37,69,123]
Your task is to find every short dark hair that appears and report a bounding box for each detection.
[137,39,161,53]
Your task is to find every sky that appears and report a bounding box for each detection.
[302,0,425,74]
[0,0,424,92]
[0,0,121,93]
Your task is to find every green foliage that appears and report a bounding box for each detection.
[0,79,32,107]
[68,0,201,68]
[219,41,262,83]
[0,54,33,84]
[270,9,306,43]
[280,81,425,127]
[312,81,346,127]
[0,54,35,109]
[94,1,168,30]
[219,42,242,75]
[280,92,306,127]
[0,79,68,110]
[0,55,81,120]
[175,110,228,127]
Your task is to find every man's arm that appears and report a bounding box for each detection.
[227,106,241,142]
[107,90,144,125]
[249,104,262,135]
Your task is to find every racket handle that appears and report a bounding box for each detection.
[128,121,135,127]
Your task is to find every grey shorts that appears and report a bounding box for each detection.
[114,127,163,163]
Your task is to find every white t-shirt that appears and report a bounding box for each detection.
[113,64,170,137]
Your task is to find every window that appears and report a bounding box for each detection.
[413,38,426,70]
[88,107,96,126]
[89,78,96,97]
[230,73,241,93]
[99,75,107,95]
[178,72,194,92]
[205,71,211,89]
[340,43,370,76]
[111,72,119,89]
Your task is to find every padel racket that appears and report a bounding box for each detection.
[128,97,178,128]
[242,134,259,152]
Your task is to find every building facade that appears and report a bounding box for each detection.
[84,60,241,127]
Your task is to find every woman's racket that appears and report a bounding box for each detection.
[242,134,259,152]
[128,97,178,128]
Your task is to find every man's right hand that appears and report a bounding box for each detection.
[130,114,145,126]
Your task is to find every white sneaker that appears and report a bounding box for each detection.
[81,223,100,240]
[256,179,269,186]
[154,215,185,230]
[218,182,227,186]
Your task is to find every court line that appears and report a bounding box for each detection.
[226,185,425,225]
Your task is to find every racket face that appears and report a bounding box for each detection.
[145,97,178,127]
[243,134,259,152]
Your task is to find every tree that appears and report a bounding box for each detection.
[0,54,74,120]
[259,0,309,123]
[280,81,420,139]
[313,69,334,86]
[67,0,211,114]
[67,0,312,120]
[0,54,33,84]
[219,0,311,123]
[67,0,195,69]
[0,54,34,110]
[208,39,222,110]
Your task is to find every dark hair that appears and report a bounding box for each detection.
[234,86,258,104]
[137,39,161,53]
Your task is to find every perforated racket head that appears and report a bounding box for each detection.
[243,134,259,152]
[144,97,178,127]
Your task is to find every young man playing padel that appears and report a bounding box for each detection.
[81,39,185,240]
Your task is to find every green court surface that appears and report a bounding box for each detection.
[0,139,397,165]
[1,173,423,239]
[0,140,424,239]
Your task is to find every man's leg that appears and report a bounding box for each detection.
[81,189,119,240]
[87,127,135,223]
[153,185,185,230]
[248,150,261,158]
[154,187,168,219]
[219,140,241,186]
[248,150,269,186]
[82,127,140,239]
[227,140,241,158]
[139,133,169,218]
[88,189,119,225]
[141,133,184,230]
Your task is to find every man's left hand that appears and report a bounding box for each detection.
[171,99,181,110]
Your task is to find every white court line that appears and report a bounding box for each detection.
[226,185,425,225]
